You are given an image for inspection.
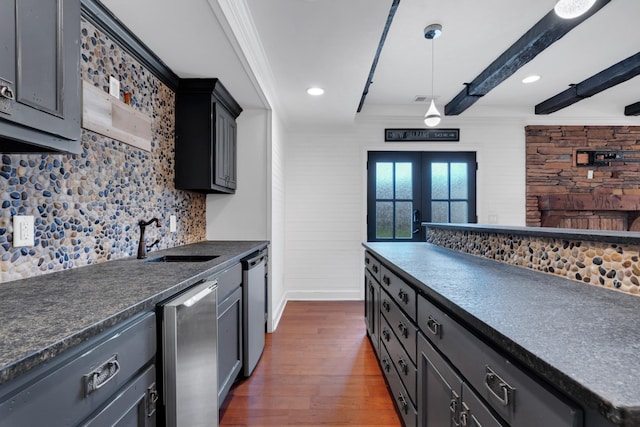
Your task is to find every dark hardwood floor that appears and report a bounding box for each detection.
[219,301,401,426]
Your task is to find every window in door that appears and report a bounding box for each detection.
[367,151,476,242]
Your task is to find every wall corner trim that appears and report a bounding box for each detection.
[80,0,180,91]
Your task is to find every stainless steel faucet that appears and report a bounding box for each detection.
[137,218,161,259]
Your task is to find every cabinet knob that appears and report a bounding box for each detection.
[382,300,391,312]
[382,275,391,286]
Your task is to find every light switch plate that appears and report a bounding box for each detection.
[13,215,34,247]
[170,215,177,233]
[109,76,120,99]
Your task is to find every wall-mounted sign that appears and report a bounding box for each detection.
[385,128,460,142]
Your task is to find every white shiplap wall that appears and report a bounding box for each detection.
[283,117,528,301]
[267,110,287,331]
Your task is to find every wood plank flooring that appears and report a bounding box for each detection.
[219,301,401,426]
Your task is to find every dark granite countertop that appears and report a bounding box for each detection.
[0,240,268,386]
[363,241,640,426]
[423,222,640,246]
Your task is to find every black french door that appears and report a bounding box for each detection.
[367,151,477,242]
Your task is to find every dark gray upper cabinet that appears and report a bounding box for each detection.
[175,78,242,193]
[0,0,82,154]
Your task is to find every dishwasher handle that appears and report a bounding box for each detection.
[242,250,267,269]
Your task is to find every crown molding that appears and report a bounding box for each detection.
[210,0,282,119]
[81,0,179,91]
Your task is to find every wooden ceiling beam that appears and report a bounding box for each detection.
[624,101,640,116]
[445,0,611,116]
[536,52,640,114]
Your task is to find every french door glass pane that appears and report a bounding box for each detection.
[450,163,468,199]
[376,201,393,238]
[431,163,449,199]
[395,201,413,239]
[450,201,468,223]
[395,162,412,199]
[432,201,449,222]
[376,163,393,199]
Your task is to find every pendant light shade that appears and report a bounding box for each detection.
[423,24,442,128]
[424,99,441,127]
[554,0,597,19]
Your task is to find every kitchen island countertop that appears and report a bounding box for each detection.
[364,241,640,426]
[0,240,268,386]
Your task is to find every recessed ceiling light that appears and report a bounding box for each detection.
[307,87,324,96]
[522,75,541,84]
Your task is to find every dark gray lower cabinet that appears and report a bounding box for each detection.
[0,311,157,426]
[364,250,588,427]
[419,333,504,427]
[364,269,380,355]
[218,285,243,404]
[81,365,157,426]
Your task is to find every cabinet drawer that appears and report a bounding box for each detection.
[380,265,416,321]
[418,295,581,427]
[382,342,417,427]
[364,251,381,282]
[461,382,506,427]
[80,365,156,426]
[383,318,417,406]
[0,312,156,426]
[381,288,417,363]
[211,262,242,302]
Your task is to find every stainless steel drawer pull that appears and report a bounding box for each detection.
[459,410,468,426]
[382,355,391,373]
[397,322,409,338]
[398,358,409,375]
[0,86,14,100]
[84,354,120,396]
[484,366,515,407]
[398,289,408,304]
[397,393,409,414]
[426,315,441,337]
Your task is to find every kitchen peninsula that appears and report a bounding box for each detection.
[364,224,640,427]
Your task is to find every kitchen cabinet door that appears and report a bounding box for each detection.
[218,285,243,405]
[175,78,242,193]
[0,0,81,153]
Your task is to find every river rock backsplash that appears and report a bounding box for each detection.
[427,228,640,296]
[0,20,206,284]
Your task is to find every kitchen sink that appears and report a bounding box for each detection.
[145,255,219,263]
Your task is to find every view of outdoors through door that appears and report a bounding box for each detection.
[367,152,477,242]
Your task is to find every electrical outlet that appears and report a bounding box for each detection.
[109,76,120,99]
[13,215,34,247]
[587,170,594,179]
[170,215,177,233]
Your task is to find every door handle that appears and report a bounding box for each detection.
[413,209,421,234]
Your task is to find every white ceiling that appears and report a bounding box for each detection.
[100,0,640,128]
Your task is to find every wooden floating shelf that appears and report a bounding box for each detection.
[81,80,152,152]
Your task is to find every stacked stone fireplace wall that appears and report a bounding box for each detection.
[526,125,640,230]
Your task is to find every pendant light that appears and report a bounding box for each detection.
[554,0,597,19]
[424,24,442,127]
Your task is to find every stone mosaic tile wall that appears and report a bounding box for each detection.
[0,20,206,284]
[427,228,640,296]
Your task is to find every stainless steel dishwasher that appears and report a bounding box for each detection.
[162,279,218,427]
[242,249,267,376]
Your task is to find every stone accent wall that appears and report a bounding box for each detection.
[427,228,640,296]
[526,125,640,228]
[0,20,206,284]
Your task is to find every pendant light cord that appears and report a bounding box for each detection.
[431,39,435,100]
